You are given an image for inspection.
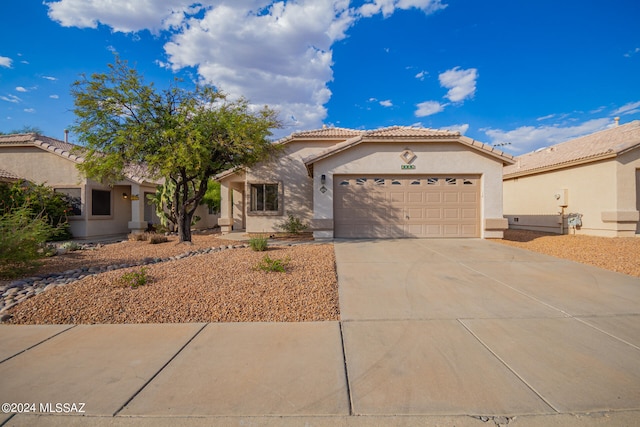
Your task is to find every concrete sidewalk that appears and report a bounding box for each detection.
[1,239,640,426]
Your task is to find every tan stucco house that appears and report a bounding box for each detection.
[217,126,515,239]
[0,133,220,239]
[503,120,640,237]
[0,133,163,239]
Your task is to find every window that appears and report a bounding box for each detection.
[410,179,421,185]
[339,180,350,186]
[445,178,457,185]
[91,189,111,216]
[250,183,278,212]
[463,179,474,185]
[391,180,401,185]
[427,178,439,185]
[374,178,385,186]
[355,178,367,185]
[55,188,81,215]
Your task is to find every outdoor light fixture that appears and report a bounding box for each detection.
[122,193,128,200]
[321,174,326,184]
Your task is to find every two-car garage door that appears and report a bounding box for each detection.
[334,175,480,238]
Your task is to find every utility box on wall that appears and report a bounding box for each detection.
[554,188,568,207]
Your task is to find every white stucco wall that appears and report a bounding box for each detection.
[311,141,507,238]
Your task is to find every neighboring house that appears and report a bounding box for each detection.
[217,126,515,239]
[0,168,21,183]
[503,120,640,237]
[0,133,220,239]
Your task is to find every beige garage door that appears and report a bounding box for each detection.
[334,175,480,238]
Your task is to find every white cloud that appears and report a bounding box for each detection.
[415,100,445,117]
[42,76,58,81]
[624,47,640,58]
[358,0,446,18]
[441,123,469,134]
[415,70,427,80]
[0,94,21,103]
[379,99,393,107]
[50,94,60,99]
[438,66,477,103]
[46,0,205,34]
[613,100,640,116]
[536,114,555,121]
[15,87,28,93]
[0,56,12,68]
[483,118,612,154]
[24,108,36,113]
[46,0,448,134]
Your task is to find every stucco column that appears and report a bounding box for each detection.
[128,183,147,234]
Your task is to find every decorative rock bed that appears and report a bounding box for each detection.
[0,243,250,318]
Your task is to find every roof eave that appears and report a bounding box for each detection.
[503,152,618,179]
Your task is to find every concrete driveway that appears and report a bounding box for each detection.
[335,238,640,417]
[1,238,639,426]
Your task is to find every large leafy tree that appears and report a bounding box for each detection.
[71,57,281,242]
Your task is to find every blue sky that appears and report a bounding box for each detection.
[1,0,639,154]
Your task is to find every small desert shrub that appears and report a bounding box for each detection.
[255,254,289,273]
[60,241,81,251]
[249,235,269,251]
[118,268,149,288]
[148,234,168,244]
[0,208,53,278]
[128,232,149,242]
[277,214,308,234]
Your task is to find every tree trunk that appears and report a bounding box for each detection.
[177,210,193,243]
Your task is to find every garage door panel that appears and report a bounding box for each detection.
[425,208,442,219]
[461,208,477,219]
[407,192,423,203]
[425,193,442,203]
[334,175,480,238]
[444,209,460,219]
[461,192,478,203]
[443,192,459,203]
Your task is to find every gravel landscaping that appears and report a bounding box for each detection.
[497,229,640,278]
[2,229,637,324]
[2,234,339,324]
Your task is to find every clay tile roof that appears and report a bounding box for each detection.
[0,133,158,185]
[0,168,21,182]
[289,127,365,139]
[504,120,640,177]
[364,126,460,138]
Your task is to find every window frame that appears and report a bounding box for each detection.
[247,182,282,216]
[91,188,112,217]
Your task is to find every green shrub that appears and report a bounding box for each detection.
[277,214,308,234]
[255,254,289,272]
[249,235,269,251]
[148,234,168,244]
[118,268,149,288]
[0,181,74,241]
[0,208,53,278]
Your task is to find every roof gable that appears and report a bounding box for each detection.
[504,120,640,178]
[303,126,514,173]
[0,133,158,185]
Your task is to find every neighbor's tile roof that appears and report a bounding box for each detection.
[504,120,640,178]
[0,133,158,185]
[0,168,21,182]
